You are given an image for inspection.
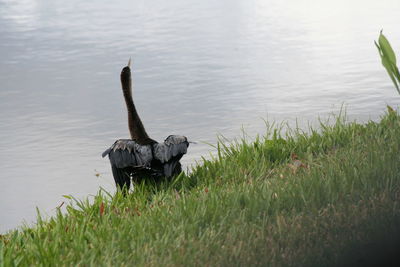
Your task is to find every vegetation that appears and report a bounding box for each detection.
[375,30,400,93]
[1,111,400,266]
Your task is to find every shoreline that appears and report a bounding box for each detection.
[1,110,400,266]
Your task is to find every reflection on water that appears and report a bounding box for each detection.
[1,0,399,232]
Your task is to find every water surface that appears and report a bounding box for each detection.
[1,0,400,232]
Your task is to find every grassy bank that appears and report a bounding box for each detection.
[1,111,400,266]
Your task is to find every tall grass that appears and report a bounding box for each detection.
[1,111,400,266]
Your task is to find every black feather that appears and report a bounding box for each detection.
[111,165,130,191]
[103,136,189,185]
[153,135,189,163]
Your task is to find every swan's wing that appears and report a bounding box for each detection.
[153,135,189,163]
[102,139,153,169]
[153,135,189,177]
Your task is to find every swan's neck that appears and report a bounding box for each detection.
[121,67,154,144]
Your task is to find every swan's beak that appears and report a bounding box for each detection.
[128,58,132,68]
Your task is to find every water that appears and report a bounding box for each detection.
[0,0,399,232]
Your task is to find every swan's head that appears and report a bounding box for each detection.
[121,59,131,88]
[120,59,132,94]
[121,65,131,77]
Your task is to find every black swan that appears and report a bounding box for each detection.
[102,60,189,191]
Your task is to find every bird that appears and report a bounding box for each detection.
[102,60,189,192]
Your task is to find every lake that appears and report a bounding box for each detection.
[0,0,399,232]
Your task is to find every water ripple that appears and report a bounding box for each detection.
[1,0,400,232]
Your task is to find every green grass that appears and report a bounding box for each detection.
[1,110,400,266]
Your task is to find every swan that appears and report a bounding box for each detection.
[102,60,189,191]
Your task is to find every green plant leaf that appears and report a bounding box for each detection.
[374,40,383,56]
[376,31,400,94]
[382,56,400,92]
[379,31,397,65]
